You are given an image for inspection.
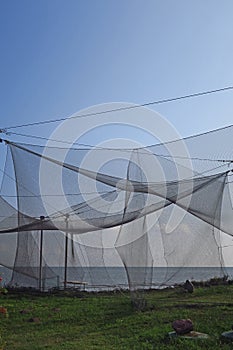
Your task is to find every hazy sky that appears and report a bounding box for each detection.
[1,0,233,146]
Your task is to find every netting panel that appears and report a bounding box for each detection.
[0,125,233,290]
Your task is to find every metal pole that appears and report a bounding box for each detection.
[64,215,69,289]
[39,216,44,291]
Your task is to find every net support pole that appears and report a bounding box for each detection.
[64,215,69,290]
[39,216,45,292]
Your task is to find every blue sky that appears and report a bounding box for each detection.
[1,0,233,268]
[1,0,233,145]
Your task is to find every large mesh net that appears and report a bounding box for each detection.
[0,124,233,297]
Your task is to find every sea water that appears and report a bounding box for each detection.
[0,266,232,291]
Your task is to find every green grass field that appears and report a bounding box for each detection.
[0,285,233,349]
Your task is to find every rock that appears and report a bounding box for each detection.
[51,307,61,313]
[28,317,40,323]
[20,309,30,314]
[0,307,7,315]
[172,319,194,335]
[183,280,194,293]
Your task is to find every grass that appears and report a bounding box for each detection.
[0,285,233,349]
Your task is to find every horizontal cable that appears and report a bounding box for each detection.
[1,85,233,130]
[2,134,233,163]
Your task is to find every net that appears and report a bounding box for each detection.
[0,124,233,300]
